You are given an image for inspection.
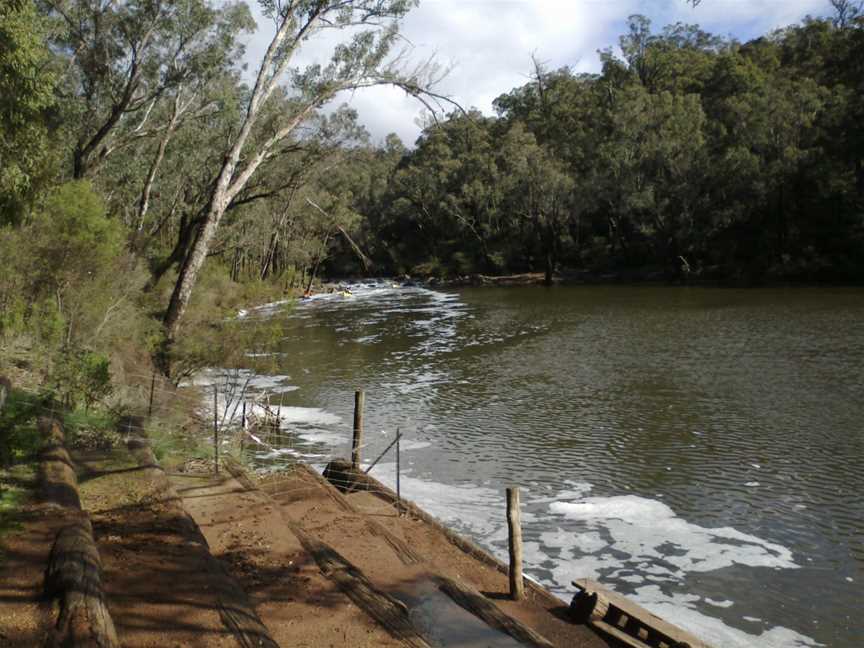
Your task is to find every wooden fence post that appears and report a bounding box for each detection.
[507,487,524,601]
[147,371,156,417]
[213,385,219,474]
[351,390,365,469]
[396,428,401,515]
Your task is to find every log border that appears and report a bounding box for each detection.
[37,416,120,648]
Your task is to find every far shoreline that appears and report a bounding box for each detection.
[315,271,864,292]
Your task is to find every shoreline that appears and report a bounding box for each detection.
[317,272,864,291]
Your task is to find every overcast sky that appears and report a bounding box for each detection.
[241,0,833,146]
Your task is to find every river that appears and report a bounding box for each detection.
[230,282,864,647]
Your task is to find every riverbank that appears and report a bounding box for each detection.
[177,457,615,648]
[0,395,616,647]
[319,269,864,291]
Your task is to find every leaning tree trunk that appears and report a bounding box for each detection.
[163,190,230,342]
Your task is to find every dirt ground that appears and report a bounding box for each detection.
[0,491,57,647]
[1,434,612,648]
[173,462,612,648]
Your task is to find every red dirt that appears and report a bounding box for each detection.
[174,462,612,648]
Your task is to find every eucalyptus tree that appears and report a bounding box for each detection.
[162,0,448,350]
[0,0,56,224]
[42,0,254,179]
[380,111,504,274]
[497,123,574,281]
[596,86,709,273]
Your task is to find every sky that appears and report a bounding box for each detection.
[240,0,834,146]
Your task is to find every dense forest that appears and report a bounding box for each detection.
[343,10,864,284]
[0,0,862,393]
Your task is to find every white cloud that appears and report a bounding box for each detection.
[239,0,833,146]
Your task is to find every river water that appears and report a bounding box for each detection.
[233,283,864,647]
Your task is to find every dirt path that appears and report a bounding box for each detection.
[0,492,57,646]
[174,462,612,648]
[3,425,612,648]
[74,446,271,647]
[0,434,276,648]
[172,468,408,647]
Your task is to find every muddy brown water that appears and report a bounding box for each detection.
[237,284,864,648]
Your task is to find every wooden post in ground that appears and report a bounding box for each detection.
[507,487,524,601]
[147,371,156,417]
[351,390,365,469]
[396,428,401,515]
[213,385,219,474]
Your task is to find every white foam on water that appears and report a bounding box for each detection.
[249,299,290,313]
[537,491,815,647]
[183,368,297,393]
[634,586,821,648]
[548,495,797,573]
[368,465,503,539]
[398,439,432,451]
[260,447,300,459]
[243,373,293,390]
[705,598,734,608]
[272,406,341,427]
[529,483,592,504]
[293,428,346,446]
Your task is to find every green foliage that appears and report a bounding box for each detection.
[62,405,118,449]
[31,181,123,289]
[161,265,291,381]
[0,0,56,224]
[0,464,32,564]
[327,13,864,284]
[0,387,50,466]
[51,348,113,410]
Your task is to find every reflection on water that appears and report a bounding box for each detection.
[240,282,864,648]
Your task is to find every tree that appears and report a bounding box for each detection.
[43,0,254,179]
[161,0,447,356]
[498,124,574,282]
[0,0,55,223]
[829,0,862,28]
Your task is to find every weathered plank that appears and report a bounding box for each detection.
[437,575,556,648]
[571,579,714,648]
[37,416,120,647]
[124,428,280,648]
[218,598,279,648]
[365,519,423,566]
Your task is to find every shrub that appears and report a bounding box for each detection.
[51,348,113,410]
